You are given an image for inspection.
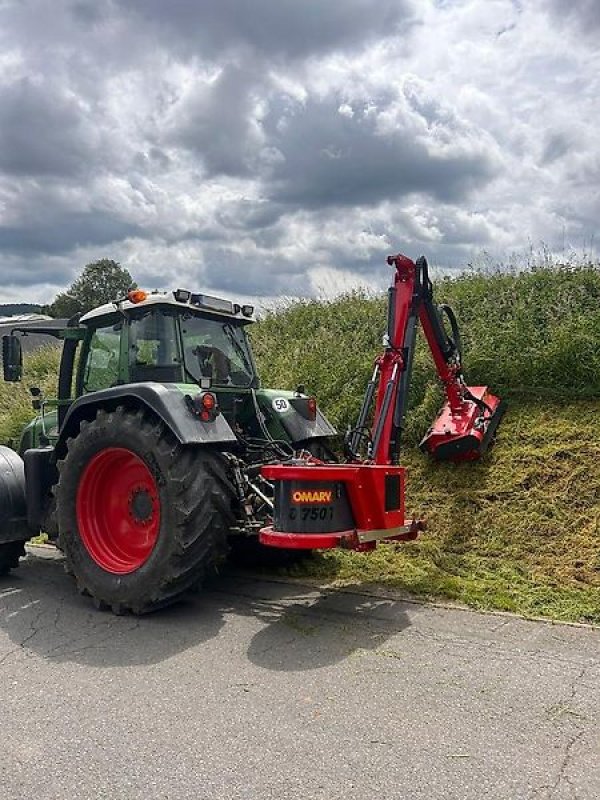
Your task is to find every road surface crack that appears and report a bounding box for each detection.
[547,663,591,799]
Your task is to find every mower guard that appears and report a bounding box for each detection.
[420,386,506,462]
[259,463,424,551]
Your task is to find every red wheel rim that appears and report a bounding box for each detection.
[76,447,160,574]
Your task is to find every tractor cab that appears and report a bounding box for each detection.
[77,289,258,395]
[7,287,333,460]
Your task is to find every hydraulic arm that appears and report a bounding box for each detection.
[259,253,505,552]
[349,253,505,464]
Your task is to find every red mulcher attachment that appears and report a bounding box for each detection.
[260,463,425,552]
[259,252,504,551]
[420,385,505,462]
[415,254,506,462]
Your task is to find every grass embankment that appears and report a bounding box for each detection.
[0,346,61,446]
[251,266,600,623]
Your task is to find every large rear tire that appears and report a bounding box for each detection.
[56,406,235,614]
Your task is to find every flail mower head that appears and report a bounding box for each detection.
[420,386,506,462]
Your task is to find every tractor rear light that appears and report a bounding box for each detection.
[289,395,318,421]
[201,392,216,411]
[174,288,192,303]
[241,305,254,318]
[185,392,219,422]
[128,289,148,304]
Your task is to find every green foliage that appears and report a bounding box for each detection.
[0,346,60,446]
[252,291,385,439]
[251,265,600,443]
[47,259,136,318]
[435,264,600,400]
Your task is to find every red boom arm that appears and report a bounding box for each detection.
[258,251,504,553]
[366,253,504,463]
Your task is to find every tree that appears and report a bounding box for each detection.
[47,259,137,318]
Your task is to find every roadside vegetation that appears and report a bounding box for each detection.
[0,345,60,447]
[2,264,599,622]
[252,263,600,434]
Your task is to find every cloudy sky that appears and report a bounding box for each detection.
[0,0,598,303]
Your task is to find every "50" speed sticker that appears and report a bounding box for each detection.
[272,397,290,413]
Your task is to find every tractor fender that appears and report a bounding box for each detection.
[277,408,337,444]
[55,382,238,457]
[0,445,30,543]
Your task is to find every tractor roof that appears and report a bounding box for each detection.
[80,290,255,325]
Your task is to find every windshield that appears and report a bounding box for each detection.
[181,314,255,387]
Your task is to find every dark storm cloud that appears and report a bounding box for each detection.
[545,0,600,32]
[263,96,497,209]
[173,64,264,178]
[215,200,286,232]
[0,78,102,178]
[0,258,81,288]
[119,0,415,60]
[541,132,571,165]
[0,210,143,255]
[200,245,314,297]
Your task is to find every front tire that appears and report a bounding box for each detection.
[56,406,235,614]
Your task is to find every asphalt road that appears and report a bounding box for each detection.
[0,548,599,800]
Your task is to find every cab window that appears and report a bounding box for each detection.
[128,309,183,383]
[81,322,122,392]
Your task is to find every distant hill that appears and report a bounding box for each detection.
[0,303,43,317]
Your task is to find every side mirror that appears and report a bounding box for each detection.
[3,335,23,382]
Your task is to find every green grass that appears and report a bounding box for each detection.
[251,264,600,443]
[0,345,61,446]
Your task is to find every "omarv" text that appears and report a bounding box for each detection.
[291,490,333,504]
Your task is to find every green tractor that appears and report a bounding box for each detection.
[0,288,336,613]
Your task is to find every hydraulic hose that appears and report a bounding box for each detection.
[438,304,462,365]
